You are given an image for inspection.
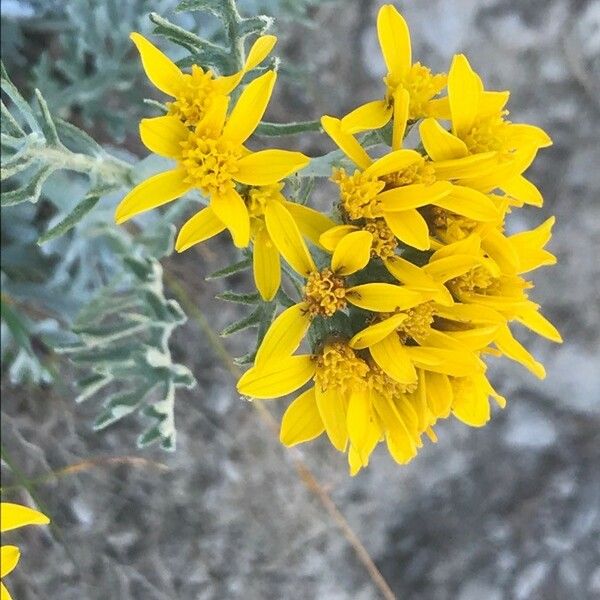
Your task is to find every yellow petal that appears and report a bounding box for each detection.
[419,118,468,161]
[235,149,310,186]
[502,175,544,207]
[319,225,358,252]
[253,226,281,301]
[433,302,505,324]
[386,256,453,304]
[315,385,348,451]
[237,355,315,399]
[280,387,324,446]
[443,325,501,351]
[139,116,188,159]
[320,116,372,170]
[350,314,408,350]
[1,581,12,600]
[452,375,491,427]
[515,307,562,343]
[255,302,311,366]
[130,32,183,96]
[245,35,277,71]
[377,4,411,80]
[432,185,500,222]
[283,202,337,249]
[481,228,520,274]
[429,233,481,261]
[424,372,452,418]
[363,149,421,179]
[223,70,276,145]
[384,209,431,250]
[175,206,225,252]
[372,392,416,464]
[0,546,20,578]
[433,151,499,180]
[494,326,546,379]
[115,169,191,224]
[264,200,316,275]
[331,230,372,276]
[346,283,425,312]
[423,255,481,283]
[371,334,417,384]
[377,181,452,211]
[406,346,486,376]
[340,100,393,134]
[507,123,552,149]
[348,411,381,474]
[448,54,483,137]
[392,88,410,150]
[508,217,556,274]
[196,95,229,137]
[346,390,376,465]
[210,188,250,248]
[479,90,510,115]
[0,503,49,533]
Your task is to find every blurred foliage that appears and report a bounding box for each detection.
[0,0,336,448]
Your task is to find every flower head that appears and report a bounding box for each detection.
[115,71,310,248]
[1,502,49,600]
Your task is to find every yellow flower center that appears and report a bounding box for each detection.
[167,66,223,127]
[332,168,385,220]
[315,342,369,393]
[381,159,436,188]
[364,219,397,259]
[448,266,498,296]
[428,206,478,242]
[462,113,512,155]
[385,63,447,119]
[303,268,347,317]
[396,302,435,342]
[179,133,242,197]
[368,363,418,397]
[245,184,283,218]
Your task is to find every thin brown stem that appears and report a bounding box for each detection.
[165,271,396,600]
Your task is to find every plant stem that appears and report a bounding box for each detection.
[255,120,322,136]
[164,269,397,600]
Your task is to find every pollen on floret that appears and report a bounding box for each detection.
[364,219,397,259]
[179,133,242,196]
[332,168,385,220]
[396,302,435,342]
[167,66,223,127]
[381,158,436,188]
[315,342,369,394]
[447,265,498,296]
[428,206,478,242]
[368,363,417,397]
[462,113,512,155]
[303,268,347,317]
[385,62,447,119]
[245,184,283,218]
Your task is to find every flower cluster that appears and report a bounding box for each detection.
[117,5,560,475]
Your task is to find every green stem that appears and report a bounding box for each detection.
[255,120,322,136]
[223,0,245,70]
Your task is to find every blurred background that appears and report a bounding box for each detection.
[1,0,599,598]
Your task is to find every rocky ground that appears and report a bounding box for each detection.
[2,0,599,598]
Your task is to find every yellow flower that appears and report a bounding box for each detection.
[115,71,310,247]
[244,229,433,370]
[1,502,49,600]
[175,183,335,301]
[338,4,447,138]
[236,340,505,475]
[419,54,552,205]
[321,115,500,250]
[437,231,562,378]
[130,32,277,127]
